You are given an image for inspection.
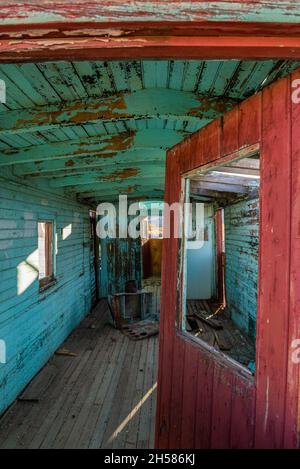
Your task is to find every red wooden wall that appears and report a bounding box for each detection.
[155,69,300,449]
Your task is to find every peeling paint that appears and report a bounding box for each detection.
[0,57,299,202]
[5,89,237,135]
[64,159,75,167]
[2,2,300,25]
[99,167,140,182]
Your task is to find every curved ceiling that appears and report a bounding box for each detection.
[0,59,298,204]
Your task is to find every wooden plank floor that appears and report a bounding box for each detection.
[0,300,159,449]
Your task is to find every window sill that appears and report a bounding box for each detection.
[178,329,255,381]
[39,278,57,293]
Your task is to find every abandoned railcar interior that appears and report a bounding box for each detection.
[0,0,300,452]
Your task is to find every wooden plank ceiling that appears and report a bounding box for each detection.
[2,1,300,24]
[0,59,298,204]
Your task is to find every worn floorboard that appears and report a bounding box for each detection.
[0,300,159,449]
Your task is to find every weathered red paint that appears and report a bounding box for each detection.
[1,20,300,63]
[1,34,300,62]
[2,21,300,39]
[285,74,300,449]
[156,69,300,448]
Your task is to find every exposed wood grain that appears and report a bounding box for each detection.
[255,76,291,449]
[2,36,300,63]
[0,300,159,449]
[210,364,233,448]
[284,69,300,449]
[180,344,198,448]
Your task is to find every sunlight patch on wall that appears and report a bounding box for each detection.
[62,224,72,240]
[17,249,39,295]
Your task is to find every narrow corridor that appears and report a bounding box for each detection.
[0,301,158,449]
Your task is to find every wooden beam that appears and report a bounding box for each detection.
[193,173,259,187]
[0,89,236,136]
[81,191,165,203]
[1,35,300,62]
[184,143,260,178]
[189,188,238,199]
[228,158,260,170]
[213,166,260,177]
[190,180,249,194]
[69,177,166,194]
[0,129,183,166]
[3,21,300,38]
[13,148,166,176]
[22,159,166,180]
[49,166,164,187]
[76,182,165,199]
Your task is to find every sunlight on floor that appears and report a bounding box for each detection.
[108,382,157,444]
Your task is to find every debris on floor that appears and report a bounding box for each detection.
[55,348,77,357]
[187,300,255,369]
[17,398,39,404]
[121,320,159,341]
[109,291,153,328]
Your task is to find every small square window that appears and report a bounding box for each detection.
[38,221,55,289]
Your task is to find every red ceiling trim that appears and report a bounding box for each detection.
[2,21,300,39]
[0,25,300,62]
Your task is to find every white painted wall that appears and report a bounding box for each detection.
[186,205,215,300]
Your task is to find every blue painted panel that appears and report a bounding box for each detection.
[224,198,259,339]
[0,170,93,416]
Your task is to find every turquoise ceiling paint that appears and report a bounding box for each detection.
[2,2,300,24]
[0,59,299,203]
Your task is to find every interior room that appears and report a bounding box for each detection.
[0,10,299,448]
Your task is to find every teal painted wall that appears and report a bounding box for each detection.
[102,237,141,296]
[98,201,166,297]
[224,198,259,339]
[0,169,94,416]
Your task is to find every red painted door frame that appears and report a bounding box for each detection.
[156,70,300,448]
[1,21,300,62]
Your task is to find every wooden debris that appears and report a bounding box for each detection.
[214,330,232,351]
[55,348,77,357]
[187,300,255,366]
[187,316,199,332]
[194,318,215,346]
[193,310,223,330]
[121,320,159,341]
[18,398,39,403]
